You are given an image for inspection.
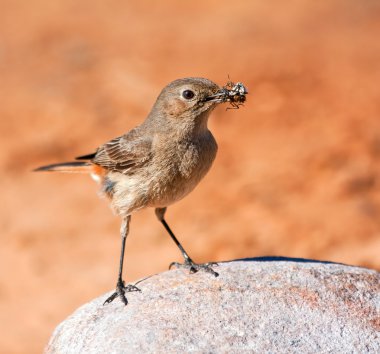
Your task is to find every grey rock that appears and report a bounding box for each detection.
[45,259,380,353]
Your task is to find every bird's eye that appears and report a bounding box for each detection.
[182,90,195,100]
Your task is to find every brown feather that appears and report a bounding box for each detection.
[92,127,153,174]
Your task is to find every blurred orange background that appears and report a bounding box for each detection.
[1,0,380,352]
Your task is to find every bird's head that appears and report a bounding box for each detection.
[147,77,247,134]
[156,77,223,116]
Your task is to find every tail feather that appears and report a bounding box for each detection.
[34,161,92,173]
[76,152,96,160]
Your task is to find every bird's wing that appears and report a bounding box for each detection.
[77,128,153,174]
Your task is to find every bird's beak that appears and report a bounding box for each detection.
[202,88,230,104]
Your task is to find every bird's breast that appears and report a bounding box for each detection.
[148,132,218,206]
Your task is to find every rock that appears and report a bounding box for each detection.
[45,258,380,353]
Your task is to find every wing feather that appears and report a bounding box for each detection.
[84,127,153,174]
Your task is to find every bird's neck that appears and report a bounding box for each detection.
[145,109,212,140]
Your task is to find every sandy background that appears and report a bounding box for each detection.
[1,0,380,352]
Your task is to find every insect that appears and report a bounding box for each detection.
[223,81,248,109]
[203,80,248,109]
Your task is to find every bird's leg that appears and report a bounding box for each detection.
[155,207,219,277]
[104,215,141,305]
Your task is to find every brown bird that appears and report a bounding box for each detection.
[35,77,247,305]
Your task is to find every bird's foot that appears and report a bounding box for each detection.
[103,279,141,306]
[169,260,219,277]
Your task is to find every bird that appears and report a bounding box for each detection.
[35,77,247,305]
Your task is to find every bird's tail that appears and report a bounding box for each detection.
[34,161,93,173]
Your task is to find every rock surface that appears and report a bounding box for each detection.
[45,259,380,353]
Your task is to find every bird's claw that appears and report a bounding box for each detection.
[103,279,141,306]
[169,260,219,277]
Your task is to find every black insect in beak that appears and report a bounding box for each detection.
[204,81,248,109]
